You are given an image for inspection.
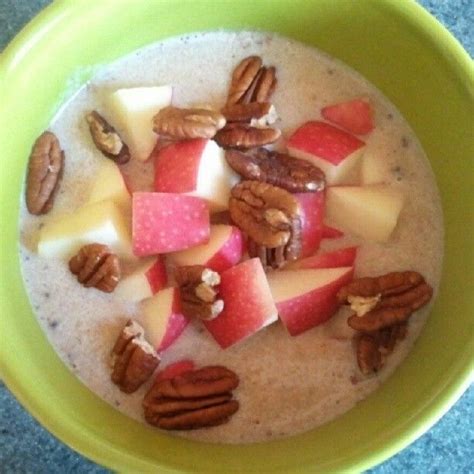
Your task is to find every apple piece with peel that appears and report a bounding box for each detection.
[294,191,324,257]
[286,247,357,270]
[141,287,189,352]
[87,159,131,211]
[155,360,195,382]
[321,99,374,135]
[38,199,132,260]
[108,86,172,161]
[154,139,239,212]
[322,224,344,239]
[287,121,365,185]
[133,192,210,256]
[115,256,167,302]
[204,258,278,349]
[268,267,354,336]
[326,185,404,242]
[169,224,244,272]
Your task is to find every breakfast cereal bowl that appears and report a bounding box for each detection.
[0,0,473,471]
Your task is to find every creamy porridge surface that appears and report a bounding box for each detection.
[19,31,443,443]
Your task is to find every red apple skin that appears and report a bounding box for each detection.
[206,226,245,272]
[278,268,354,336]
[155,359,195,382]
[287,247,357,270]
[287,121,365,165]
[321,99,374,135]
[154,139,208,192]
[322,224,344,239]
[145,256,168,293]
[132,192,210,256]
[295,191,325,257]
[158,289,190,352]
[204,258,278,349]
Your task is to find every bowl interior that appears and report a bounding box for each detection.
[1,0,473,472]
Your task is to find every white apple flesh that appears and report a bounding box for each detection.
[87,159,131,211]
[325,185,404,242]
[140,287,189,352]
[38,199,132,260]
[115,256,167,302]
[108,85,172,161]
[168,224,244,272]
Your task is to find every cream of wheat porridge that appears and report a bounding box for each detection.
[19,31,443,443]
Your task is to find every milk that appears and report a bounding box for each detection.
[18,31,443,443]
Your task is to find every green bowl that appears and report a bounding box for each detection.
[1,0,473,471]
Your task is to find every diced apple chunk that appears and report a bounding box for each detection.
[154,139,239,212]
[286,247,357,270]
[268,267,354,336]
[38,199,132,259]
[140,287,189,352]
[204,258,278,348]
[294,191,324,257]
[132,192,210,256]
[115,256,167,302]
[287,121,365,185]
[169,224,244,272]
[325,185,404,242]
[108,86,172,161]
[87,159,130,211]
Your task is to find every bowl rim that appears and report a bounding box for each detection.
[1,0,473,472]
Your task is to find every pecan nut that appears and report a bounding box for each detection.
[229,181,302,266]
[337,271,425,302]
[111,320,160,393]
[221,102,272,123]
[69,243,121,293]
[225,148,326,193]
[176,265,224,321]
[214,123,281,149]
[339,271,433,375]
[226,56,277,105]
[25,131,64,215]
[356,323,408,375]
[86,111,130,164]
[143,366,239,430]
[153,106,226,140]
[343,278,433,333]
[356,334,382,375]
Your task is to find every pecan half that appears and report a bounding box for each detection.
[226,56,263,105]
[356,334,382,375]
[356,323,408,375]
[214,123,281,149]
[69,243,121,293]
[225,148,326,193]
[339,271,433,375]
[25,131,64,215]
[344,280,433,332]
[153,106,226,140]
[86,111,130,164]
[337,271,425,302]
[221,102,272,123]
[143,366,239,430]
[176,266,224,321]
[226,56,277,105]
[111,320,160,393]
[229,180,302,268]
[251,66,277,103]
